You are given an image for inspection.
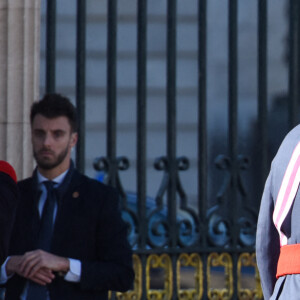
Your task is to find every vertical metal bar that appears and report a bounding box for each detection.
[46,0,56,93]
[198,0,207,245]
[76,0,86,173]
[258,0,268,197]
[167,0,177,248]
[107,0,117,187]
[167,0,177,299]
[137,0,147,251]
[229,2,238,161]
[137,0,147,299]
[228,0,238,299]
[198,0,207,298]
[288,0,299,129]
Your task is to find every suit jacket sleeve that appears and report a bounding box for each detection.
[256,168,280,300]
[0,172,19,265]
[79,185,134,292]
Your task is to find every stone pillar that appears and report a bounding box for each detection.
[0,0,41,179]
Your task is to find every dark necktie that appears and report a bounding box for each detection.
[26,181,57,300]
[38,181,56,251]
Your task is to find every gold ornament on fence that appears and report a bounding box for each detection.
[237,253,263,300]
[177,253,203,300]
[207,252,233,300]
[146,254,173,300]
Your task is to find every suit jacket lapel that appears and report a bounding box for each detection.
[51,170,83,252]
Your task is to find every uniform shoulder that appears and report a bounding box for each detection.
[271,125,300,175]
[283,124,300,140]
[17,177,33,189]
[274,125,300,156]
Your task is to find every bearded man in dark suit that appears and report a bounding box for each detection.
[0,94,134,300]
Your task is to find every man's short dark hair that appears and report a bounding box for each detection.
[30,93,78,132]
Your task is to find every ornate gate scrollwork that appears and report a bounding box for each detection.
[94,156,139,248]
[207,155,256,248]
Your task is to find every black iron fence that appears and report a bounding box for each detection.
[41,0,300,299]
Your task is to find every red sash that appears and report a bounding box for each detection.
[276,244,300,278]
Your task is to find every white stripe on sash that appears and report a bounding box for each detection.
[273,141,300,246]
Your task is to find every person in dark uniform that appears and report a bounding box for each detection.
[0,161,18,265]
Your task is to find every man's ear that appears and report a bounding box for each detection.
[70,132,78,148]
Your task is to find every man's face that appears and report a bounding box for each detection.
[31,114,77,171]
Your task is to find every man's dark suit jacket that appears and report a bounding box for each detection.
[4,168,134,300]
[0,172,18,265]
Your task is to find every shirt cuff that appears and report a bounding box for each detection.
[0,257,13,284]
[64,258,81,282]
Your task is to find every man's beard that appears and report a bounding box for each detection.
[33,146,69,170]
